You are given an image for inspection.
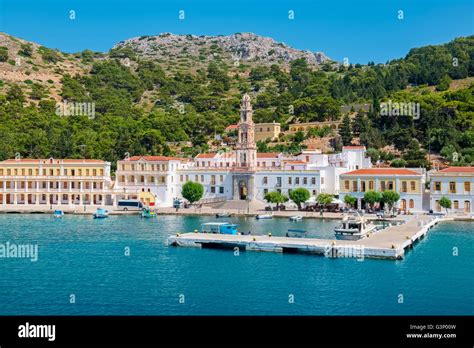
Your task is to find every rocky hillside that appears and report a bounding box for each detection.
[0,33,88,101]
[0,32,332,102]
[114,32,330,68]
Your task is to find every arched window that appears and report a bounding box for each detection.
[409,199,414,209]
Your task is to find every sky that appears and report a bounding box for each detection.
[0,0,472,64]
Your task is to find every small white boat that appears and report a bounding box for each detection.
[53,210,64,218]
[334,213,377,240]
[216,212,232,218]
[93,208,109,219]
[289,215,303,222]
[256,214,273,220]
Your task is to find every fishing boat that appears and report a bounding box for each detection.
[289,215,303,222]
[256,214,273,220]
[216,212,232,218]
[141,208,157,218]
[200,222,238,235]
[334,213,377,240]
[52,210,64,218]
[93,208,109,219]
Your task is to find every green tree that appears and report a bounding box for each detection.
[316,193,333,216]
[390,158,407,167]
[363,190,382,210]
[264,191,288,210]
[339,113,352,145]
[439,196,452,214]
[366,148,380,165]
[403,140,430,169]
[352,112,368,136]
[381,190,401,213]
[30,83,47,100]
[289,188,310,210]
[293,131,306,143]
[6,85,25,104]
[343,195,357,208]
[436,75,452,91]
[440,144,458,163]
[181,181,204,206]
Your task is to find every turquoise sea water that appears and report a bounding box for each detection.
[0,214,472,315]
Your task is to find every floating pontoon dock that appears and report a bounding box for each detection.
[168,216,447,260]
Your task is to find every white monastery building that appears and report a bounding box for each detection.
[115,94,373,207]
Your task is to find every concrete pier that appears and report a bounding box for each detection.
[168,215,446,260]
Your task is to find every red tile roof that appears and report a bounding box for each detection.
[437,166,474,173]
[342,146,366,150]
[342,168,421,176]
[127,156,186,162]
[225,125,238,131]
[257,152,280,158]
[221,152,235,158]
[1,159,105,164]
[195,153,218,159]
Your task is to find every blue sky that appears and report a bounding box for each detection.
[0,0,472,63]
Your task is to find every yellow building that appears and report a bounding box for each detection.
[115,155,189,207]
[339,168,424,212]
[288,120,342,134]
[225,121,280,142]
[429,166,474,214]
[254,122,281,142]
[0,158,119,207]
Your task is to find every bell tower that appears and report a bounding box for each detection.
[236,94,257,169]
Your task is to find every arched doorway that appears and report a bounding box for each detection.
[239,180,247,200]
[400,199,406,211]
[465,201,471,213]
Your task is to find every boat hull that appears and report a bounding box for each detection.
[93,214,108,219]
[256,215,272,220]
[141,213,156,218]
[334,225,377,240]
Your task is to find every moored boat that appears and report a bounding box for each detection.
[216,212,232,218]
[334,213,376,240]
[200,222,238,235]
[53,210,64,218]
[289,215,303,221]
[256,214,272,220]
[93,208,109,219]
[141,208,157,218]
